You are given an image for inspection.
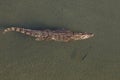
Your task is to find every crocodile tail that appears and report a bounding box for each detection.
[3,27,26,34]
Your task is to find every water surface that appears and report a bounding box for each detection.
[0,0,120,80]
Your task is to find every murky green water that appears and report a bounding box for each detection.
[0,0,120,80]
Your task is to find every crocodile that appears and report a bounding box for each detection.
[2,27,94,42]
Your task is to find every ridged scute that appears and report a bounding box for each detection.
[3,27,94,42]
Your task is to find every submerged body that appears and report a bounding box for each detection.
[3,27,94,42]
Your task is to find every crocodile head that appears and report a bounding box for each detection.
[71,32,94,40]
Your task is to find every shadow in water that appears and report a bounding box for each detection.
[0,23,68,31]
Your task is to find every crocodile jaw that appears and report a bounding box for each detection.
[71,32,94,40]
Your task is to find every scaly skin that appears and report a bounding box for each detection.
[2,27,94,42]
